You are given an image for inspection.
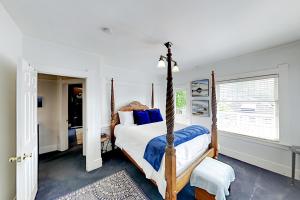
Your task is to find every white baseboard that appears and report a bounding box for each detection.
[86,157,102,172]
[220,146,300,180]
[39,144,58,154]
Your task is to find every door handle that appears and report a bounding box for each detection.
[9,156,22,163]
[23,153,32,160]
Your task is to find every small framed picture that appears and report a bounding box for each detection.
[191,79,209,97]
[37,96,43,108]
[192,100,209,117]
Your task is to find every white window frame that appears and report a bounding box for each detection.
[216,70,280,142]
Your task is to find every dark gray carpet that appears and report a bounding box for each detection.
[36,146,300,200]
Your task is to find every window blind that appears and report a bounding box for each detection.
[217,74,279,141]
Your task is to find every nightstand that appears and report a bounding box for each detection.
[101,134,111,154]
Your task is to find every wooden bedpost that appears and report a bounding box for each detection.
[164,42,176,200]
[110,78,115,151]
[151,83,154,108]
[211,71,218,158]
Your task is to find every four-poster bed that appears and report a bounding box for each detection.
[110,42,218,200]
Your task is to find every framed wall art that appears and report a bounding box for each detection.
[191,79,209,97]
[192,100,209,117]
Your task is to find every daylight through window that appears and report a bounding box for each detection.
[217,75,279,141]
[175,89,188,124]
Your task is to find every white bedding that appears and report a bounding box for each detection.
[115,121,211,198]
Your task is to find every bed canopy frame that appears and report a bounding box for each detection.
[110,42,218,200]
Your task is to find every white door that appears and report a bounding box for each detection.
[16,60,38,200]
[59,82,69,151]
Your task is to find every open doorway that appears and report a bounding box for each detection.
[37,73,85,154]
[37,73,86,196]
[68,83,83,148]
[15,61,101,199]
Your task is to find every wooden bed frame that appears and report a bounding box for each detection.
[110,42,218,200]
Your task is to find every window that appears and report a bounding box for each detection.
[175,89,188,124]
[217,75,279,141]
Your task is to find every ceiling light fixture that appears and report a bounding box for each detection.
[172,62,180,72]
[157,56,166,68]
[157,46,180,72]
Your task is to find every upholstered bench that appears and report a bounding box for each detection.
[190,157,235,200]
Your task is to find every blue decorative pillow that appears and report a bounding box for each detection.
[133,110,151,125]
[147,109,163,123]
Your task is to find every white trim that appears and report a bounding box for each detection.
[216,67,282,143]
[220,146,300,180]
[62,78,85,84]
[57,79,69,152]
[36,65,102,172]
[217,73,279,84]
[85,70,102,171]
[59,77,86,155]
[219,131,289,151]
[30,184,37,200]
[217,67,280,82]
[86,158,102,172]
[39,144,58,154]
[105,78,156,88]
[37,65,89,79]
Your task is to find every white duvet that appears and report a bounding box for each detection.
[115,121,211,198]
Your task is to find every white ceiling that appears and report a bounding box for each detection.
[2,0,300,74]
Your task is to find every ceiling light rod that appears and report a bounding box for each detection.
[160,42,177,64]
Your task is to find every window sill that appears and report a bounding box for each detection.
[219,130,290,151]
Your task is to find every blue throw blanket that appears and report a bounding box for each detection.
[143,125,210,171]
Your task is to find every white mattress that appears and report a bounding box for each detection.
[115,121,211,198]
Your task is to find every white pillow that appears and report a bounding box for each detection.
[118,111,134,125]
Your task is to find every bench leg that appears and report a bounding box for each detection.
[195,188,215,200]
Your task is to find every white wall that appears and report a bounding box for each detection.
[22,36,164,171]
[37,79,60,154]
[172,41,300,180]
[1,3,298,196]
[23,37,101,72]
[100,65,164,130]
[0,12,163,194]
[23,36,102,171]
[0,3,22,200]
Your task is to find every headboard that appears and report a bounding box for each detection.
[110,78,154,149]
[111,101,149,129]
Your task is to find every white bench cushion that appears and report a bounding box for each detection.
[190,157,235,200]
